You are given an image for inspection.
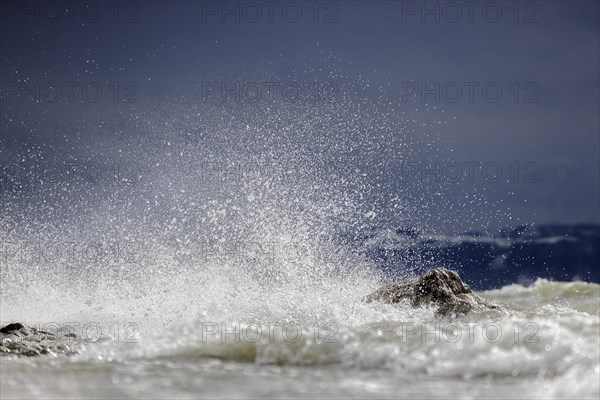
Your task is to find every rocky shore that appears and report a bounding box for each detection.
[0,323,80,357]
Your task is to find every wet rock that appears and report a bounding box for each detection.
[0,323,25,334]
[365,268,500,316]
[0,323,80,357]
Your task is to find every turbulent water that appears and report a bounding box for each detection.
[1,80,598,399]
[1,280,598,399]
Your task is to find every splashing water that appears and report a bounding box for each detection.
[1,76,598,400]
[1,79,433,328]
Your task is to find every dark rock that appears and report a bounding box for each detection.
[365,268,500,316]
[1,323,80,357]
[0,323,25,334]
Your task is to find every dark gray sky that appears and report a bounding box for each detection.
[1,0,599,232]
